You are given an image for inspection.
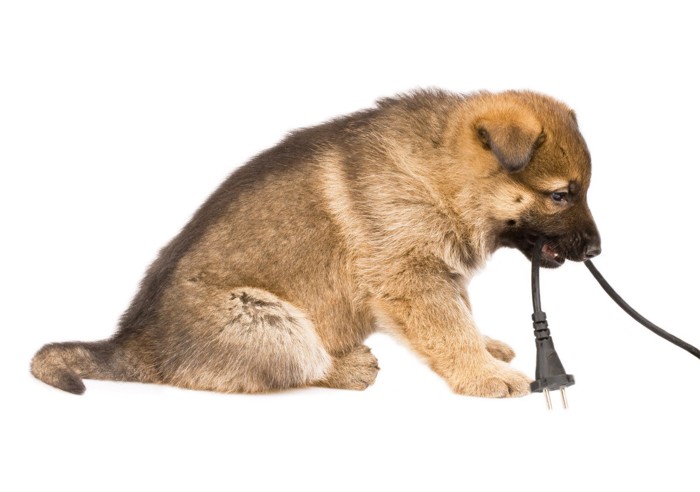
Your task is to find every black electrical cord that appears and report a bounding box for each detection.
[529,240,700,410]
[531,238,543,315]
[530,238,574,409]
[585,260,700,360]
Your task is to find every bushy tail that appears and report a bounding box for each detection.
[31,340,138,395]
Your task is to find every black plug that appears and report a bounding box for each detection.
[529,311,574,409]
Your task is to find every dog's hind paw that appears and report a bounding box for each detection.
[314,345,380,391]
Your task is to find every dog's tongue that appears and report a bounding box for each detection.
[542,243,561,262]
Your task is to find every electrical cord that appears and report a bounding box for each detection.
[530,238,574,409]
[529,239,700,410]
[531,238,543,315]
[585,260,700,360]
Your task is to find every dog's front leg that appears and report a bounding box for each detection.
[376,265,531,398]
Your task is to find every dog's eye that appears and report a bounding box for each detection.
[551,192,568,203]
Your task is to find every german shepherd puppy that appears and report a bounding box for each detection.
[31,89,600,398]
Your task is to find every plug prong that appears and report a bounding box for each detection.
[560,386,569,409]
[543,387,552,410]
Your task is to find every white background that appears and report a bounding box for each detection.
[2,1,699,491]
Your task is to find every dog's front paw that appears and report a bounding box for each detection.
[451,360,531,398]
[484,336,516,363]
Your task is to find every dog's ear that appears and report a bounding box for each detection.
[476,119,545,173]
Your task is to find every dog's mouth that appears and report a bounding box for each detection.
[530,237,566,268]
[498,230,566,268]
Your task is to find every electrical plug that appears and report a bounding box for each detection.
[529,311,575,409]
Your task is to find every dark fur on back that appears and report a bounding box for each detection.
[118,88,462,345]
[117,100,396,339]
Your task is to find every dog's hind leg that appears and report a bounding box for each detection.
[160,287,333,393]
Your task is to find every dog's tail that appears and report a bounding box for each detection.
[31,339,146,395]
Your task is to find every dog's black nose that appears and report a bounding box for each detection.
[584,243,601,259]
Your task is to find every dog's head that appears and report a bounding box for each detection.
[457,91,601,268]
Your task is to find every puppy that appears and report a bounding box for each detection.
[31,89,600,397]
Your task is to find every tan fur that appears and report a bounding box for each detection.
[32,89,598,398]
